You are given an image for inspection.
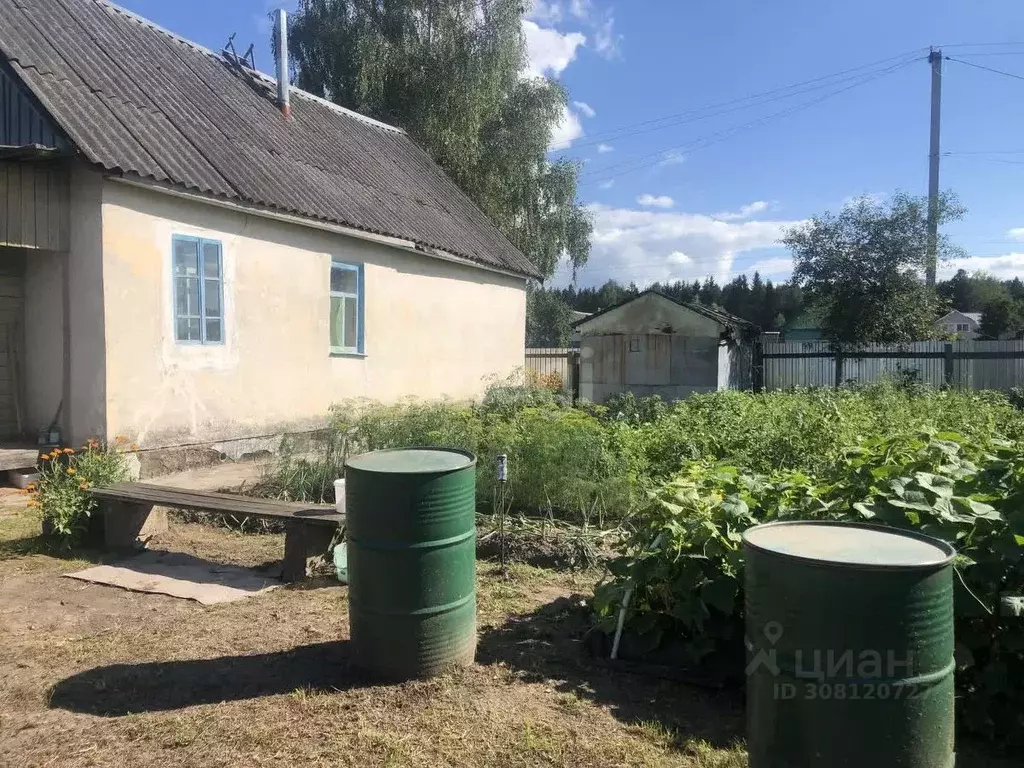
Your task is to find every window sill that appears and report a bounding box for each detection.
[330,350,367,358]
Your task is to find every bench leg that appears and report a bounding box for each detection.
[102,500,168,551]
[282,523,337,583]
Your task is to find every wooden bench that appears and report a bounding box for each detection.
[90,483,344,582]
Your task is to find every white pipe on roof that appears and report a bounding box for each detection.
[275,9,290,119]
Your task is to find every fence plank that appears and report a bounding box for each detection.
[762,340,1024,392]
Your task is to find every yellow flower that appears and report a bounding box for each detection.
[66,467,77,476]
[39,454,49,462]
[26,499,37,507]
[24,483,35,492]
[63,447,74,454]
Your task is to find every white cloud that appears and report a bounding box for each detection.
[659,150,686,167]
[573,100,596,118]
[943,253,1024,280]
[745,256,794,278]
[549,105,585,150]
[597,143,614,153]
[637,194,675,209]
[592,11,622,59]
[528,0,564,24]
[1006,228,1024,242]
[714,201,771,221]
[571,0,593,18]
[522,20,586,79]
[598,179,615,190]
[556,203,803,288]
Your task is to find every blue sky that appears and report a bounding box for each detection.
[114,0,1024,288]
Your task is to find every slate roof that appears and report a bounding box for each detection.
[0,0,539,278]
[571,290,756,330]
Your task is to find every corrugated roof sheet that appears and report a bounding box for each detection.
[0,0,539,278]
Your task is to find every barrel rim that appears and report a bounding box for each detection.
[742,520,956,571]
[345,446,477,474]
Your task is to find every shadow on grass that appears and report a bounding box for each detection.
[0,529,110,565]
[49,641,362,716]
[476,593,744,750]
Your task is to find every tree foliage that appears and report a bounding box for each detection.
[784,191,965,344]
[980,295,1020,340]
[287,0,591,280]
[526,287,574,347]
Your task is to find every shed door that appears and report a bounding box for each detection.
[0,257,25,439]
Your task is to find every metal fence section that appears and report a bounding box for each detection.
[525,348,579,396]
[759,340,1024,391]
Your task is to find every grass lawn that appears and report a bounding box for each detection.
[0,503,747,767]
[0,502,1011,767]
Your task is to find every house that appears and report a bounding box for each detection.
[936,310,982,340]
[569,310,591,348]
[572,290,755,403]
[0,0,538,468]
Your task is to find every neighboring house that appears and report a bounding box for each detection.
[569,310,591,348]
[936,310,982,340]
[572,290,755,403]
[0,0,538,467]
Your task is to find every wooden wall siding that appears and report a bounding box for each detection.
[1,61,68,150]
[0,161,69,251]
[762,340,1024,392]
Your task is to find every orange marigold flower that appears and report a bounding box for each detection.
[25,483,35,492]
[63,447,74,454]
[38,454,48,462]
[66,467,77,476]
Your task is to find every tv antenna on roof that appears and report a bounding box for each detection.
[223,32,256,70]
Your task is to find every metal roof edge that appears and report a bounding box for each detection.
[96,0,406,135]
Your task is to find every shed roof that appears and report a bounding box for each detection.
[0,0,539,278]
[572,289,755,331]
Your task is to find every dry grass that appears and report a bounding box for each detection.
[0,505,1011,767]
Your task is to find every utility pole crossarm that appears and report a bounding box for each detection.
[926,47,943,286]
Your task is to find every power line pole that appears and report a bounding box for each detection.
[926,47,943,286]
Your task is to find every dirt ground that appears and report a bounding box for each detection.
[0,501,1012,767]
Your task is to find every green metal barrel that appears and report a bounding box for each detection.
[345,448,477,680]
[743,521,956,768]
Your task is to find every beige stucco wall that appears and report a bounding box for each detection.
[99,180,527,448]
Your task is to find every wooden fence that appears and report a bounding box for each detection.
[525,348,579,396]
[759,340,1024,392]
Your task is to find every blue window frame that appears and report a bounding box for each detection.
[330,261,364,354]
[172,235,223,344]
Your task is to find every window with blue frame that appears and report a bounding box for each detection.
[330,261,364,354]
[172,235,223,344]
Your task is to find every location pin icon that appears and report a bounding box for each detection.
[763,621,784,645]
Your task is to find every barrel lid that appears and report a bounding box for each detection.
[743,521,955,569]
[345,447,476,474]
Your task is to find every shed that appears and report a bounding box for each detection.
[572,290,755,403]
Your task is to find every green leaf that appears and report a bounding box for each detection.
[700,577,738,615]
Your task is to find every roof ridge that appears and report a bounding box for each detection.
[94,0,406,135]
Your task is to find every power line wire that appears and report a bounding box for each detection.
[550,49,926,152]
[945,56,1024,82]
[580,58,920,182]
